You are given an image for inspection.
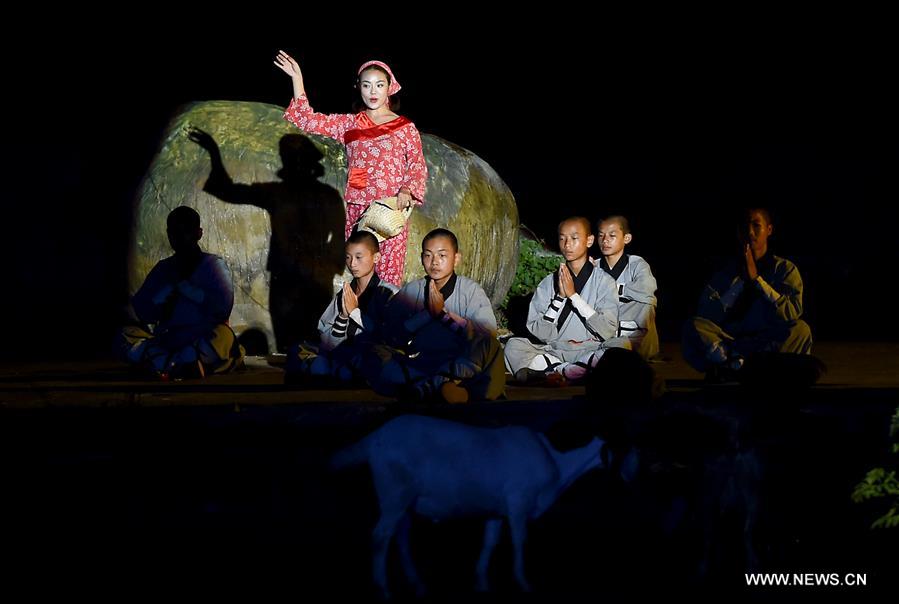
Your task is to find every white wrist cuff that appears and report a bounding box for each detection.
[569,293,596,319]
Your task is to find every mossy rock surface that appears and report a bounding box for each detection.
[129,101,518,349]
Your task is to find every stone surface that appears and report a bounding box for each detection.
[129,101,519,350]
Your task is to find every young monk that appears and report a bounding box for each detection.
[120,206,244,378]
[285,230,397,381]
[595,215,660,359]
[504,217,620,383]
[368,228,504,403]
[682,207,812,379]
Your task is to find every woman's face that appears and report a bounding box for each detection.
[359,68,390,110]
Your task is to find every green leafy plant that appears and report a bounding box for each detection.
[500,237,562,312]
[852,404,899,529]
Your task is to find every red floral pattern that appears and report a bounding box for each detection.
[344,204,410,286]
[284,96,428,285]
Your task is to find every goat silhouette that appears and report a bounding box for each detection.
[331,414,608,598]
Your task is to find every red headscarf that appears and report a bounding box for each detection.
[357,60,402,96]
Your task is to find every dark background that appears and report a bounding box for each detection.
[5,14,897,359]
[2,15,898,599]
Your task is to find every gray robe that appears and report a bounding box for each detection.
[385,275,496,358]
[599,254,659,359]
[317,275,398,352]
[122,251,243,375]
[682,253,812,371]
[373,274,504,400]
[504,261,619,374]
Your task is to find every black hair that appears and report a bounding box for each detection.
[422,228,459,253]
[598,215,631,235]
[558,216,592,236]
[347,230,380,253]
[743,207,773,225]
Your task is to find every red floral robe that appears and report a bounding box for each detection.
[284,95,428,285]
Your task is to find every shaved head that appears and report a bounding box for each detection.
[558,216,592,236]
[347,230,380,254]
[598,215,631,235]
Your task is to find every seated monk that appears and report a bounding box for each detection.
[285,230,397,382]
[504,217,620,383]
[682,207,812,381]
[365,228,505,403]
[120,206,244,378]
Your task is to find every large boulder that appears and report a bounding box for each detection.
[129,101,519,352]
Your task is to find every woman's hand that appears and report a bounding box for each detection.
[274,50,305,97]
[274,50,302,78]
[397,189,413,210]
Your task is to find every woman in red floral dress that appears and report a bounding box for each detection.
[274,50,428,286]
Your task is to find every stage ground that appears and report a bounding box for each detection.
[1,341,897,408]
[1,342,897,599]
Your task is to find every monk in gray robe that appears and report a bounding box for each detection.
[368,228,504,403]
[504,217,619,383]
[682,207,812,377]
[120,206,244,378]
[595,215,660,359]
[285,231,397,381]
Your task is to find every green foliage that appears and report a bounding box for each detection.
[853,404,899,529]
[500,238,562,311]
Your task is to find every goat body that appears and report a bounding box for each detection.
[332,414,605,597]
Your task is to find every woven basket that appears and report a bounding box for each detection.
[355,197,412,241]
